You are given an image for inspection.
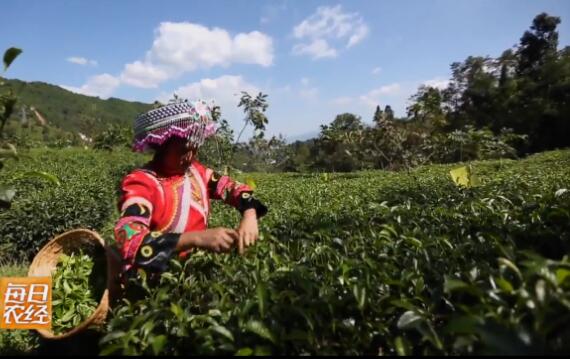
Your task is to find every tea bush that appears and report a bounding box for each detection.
[0,148,568,355]
[100,150,570,356]
[0,147,148,259]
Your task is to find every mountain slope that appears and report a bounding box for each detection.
[2,77,152,136]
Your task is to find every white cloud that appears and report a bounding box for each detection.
[359,83,402,108]
[61,73,120,99]
[331,96,353,106]
[301,77,310,86]
[67,56,97,66]
[232,31,274,66]
[292,5,368,60]
[160,75,260,128]
[120,61,170,88]
[422,77,450,90]
[367,83,401,96]
[292,39,337,59]
[299,87,318,100]
[347,22,369,48]
[372,67,382,75]
[121,22,274,88]
[66,23,274,96]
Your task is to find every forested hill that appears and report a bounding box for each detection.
[1,77,152,136]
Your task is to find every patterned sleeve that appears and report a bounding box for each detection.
[114,171,180,275]
[206,169,268,218]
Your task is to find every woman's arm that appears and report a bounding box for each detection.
[114,202,181,274]
[115,171,164,273]
[236,208,259,254]
[204,168,268,254]
[116,213,240,274]
[176,228,239,253]
[206,170,268,218]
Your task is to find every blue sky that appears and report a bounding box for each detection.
[2,0,569,140]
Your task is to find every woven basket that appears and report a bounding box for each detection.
[27,228,121,340]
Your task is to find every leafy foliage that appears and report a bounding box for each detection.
[439,13,570,153]
[92,124,133,151]
[3,48,22,72]
[0,13,569,355]
[99,149,570,355]
[0,147,148,258]
[0,49,22,209]
[237,92,269,141]
[283,12,569,173]
[0,148,568,355]
[52,250,105,335]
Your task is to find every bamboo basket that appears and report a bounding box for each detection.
[27,228,122,340]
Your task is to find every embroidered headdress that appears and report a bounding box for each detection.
[132,98,217,152]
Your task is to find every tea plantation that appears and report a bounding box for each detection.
[0,148,569,355]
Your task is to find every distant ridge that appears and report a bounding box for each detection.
[1,77,152,136]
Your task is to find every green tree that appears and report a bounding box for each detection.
[517,13,561,76]
[237,91,269,142]
[0,48,23,208]
[92,124,132,151]
[1,47,59,210]
[407,86,447,130]
[313,113,366,172]
[373,105,383,126]
[383,105,394,122]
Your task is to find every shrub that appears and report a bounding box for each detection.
[100,150,570,355]
[0,148,147,259]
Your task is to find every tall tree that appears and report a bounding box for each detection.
[513,13,568,151]
[237,91,269,142]
[373,105,383,126]
[407,86,447,131]
[314,113,365,172]
[517,13,561,76]
[383,105,394,122]
[444,56,498,129]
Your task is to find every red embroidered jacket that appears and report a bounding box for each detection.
[114,160,267,274]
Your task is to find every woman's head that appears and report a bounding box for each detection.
[151,136,198,170]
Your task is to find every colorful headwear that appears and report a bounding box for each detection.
[132,99,217,152]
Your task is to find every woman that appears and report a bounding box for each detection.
[114,99,268,278]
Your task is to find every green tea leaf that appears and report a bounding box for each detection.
[497,257,522,280]
[212,325,234,342]
[397,311,422,330]
[151,335,167,355]
[256,284,267,318]
[99,331,127,345]
[235,347,254,356]
[556,268,570,285]
[253,345,272,356]
[244,320,276,344]
[395,336,411,356]
[245,177,257,190]
[444,276,469,293]
[3,47,22,71]
[20,171,61,186]
[495,277,514,293]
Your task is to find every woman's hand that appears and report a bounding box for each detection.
[236,209,259,255]
[178,228,239,253]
